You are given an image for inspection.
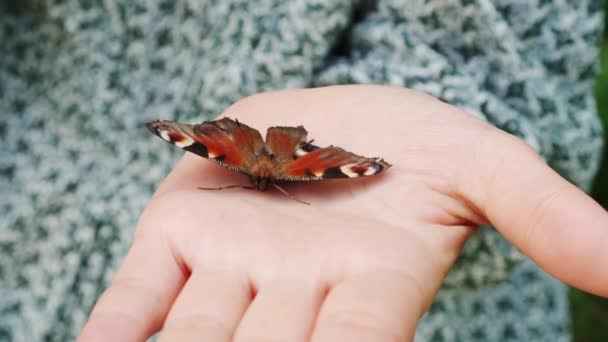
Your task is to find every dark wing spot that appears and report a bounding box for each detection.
[184,143,209,158]
[322,166,349,178]
[292,141,321,159]
[301,142,320,153]
[305,169,316,177]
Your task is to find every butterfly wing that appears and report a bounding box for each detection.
[265,126,321,163]
[146,117,265,174]
[273,142,391,181]
[265,125,391,181]
[266,126,391,181]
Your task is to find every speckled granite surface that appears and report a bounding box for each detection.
[0,1,603,341]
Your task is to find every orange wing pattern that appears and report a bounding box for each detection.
[146,118,265,173]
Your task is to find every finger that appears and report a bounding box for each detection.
[467,131,608,297]
[312,270,425,342]
[233,279,324,341]
[78,234,186,341]
[159,270,251,341]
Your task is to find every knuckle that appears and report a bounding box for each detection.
[523,187,566,246]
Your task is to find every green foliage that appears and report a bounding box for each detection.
[591,39,608,209]
[571,288,608,342]
[570,5,608,341]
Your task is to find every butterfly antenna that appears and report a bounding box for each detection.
[272,184,310,205]
[198,184,255,190]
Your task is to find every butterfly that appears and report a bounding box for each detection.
[146,117,391,203]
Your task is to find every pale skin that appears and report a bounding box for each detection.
[79,85,608,341]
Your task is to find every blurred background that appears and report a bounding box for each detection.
[0,1,606,341]
[570,1,608,341]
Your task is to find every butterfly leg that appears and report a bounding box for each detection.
[197,184,309,205]
[272,184,310,205]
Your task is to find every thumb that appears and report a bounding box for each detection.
[462,130,608,297]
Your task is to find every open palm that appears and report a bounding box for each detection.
[80,86,608,341]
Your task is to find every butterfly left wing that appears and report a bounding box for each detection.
[146,118,265,174]
[275,145,391,181]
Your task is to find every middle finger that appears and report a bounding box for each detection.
[159,270,251,341]
[233,278,326,341]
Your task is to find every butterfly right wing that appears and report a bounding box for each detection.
[146,117,265,174]
[265,126,391,181]
[276,146,391,181]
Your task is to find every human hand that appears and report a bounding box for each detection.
[79,85,608,341]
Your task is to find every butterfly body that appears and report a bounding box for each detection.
[146,118,391,192]
[245,154,275,191]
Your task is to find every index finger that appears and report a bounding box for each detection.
[78,216,187,341]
